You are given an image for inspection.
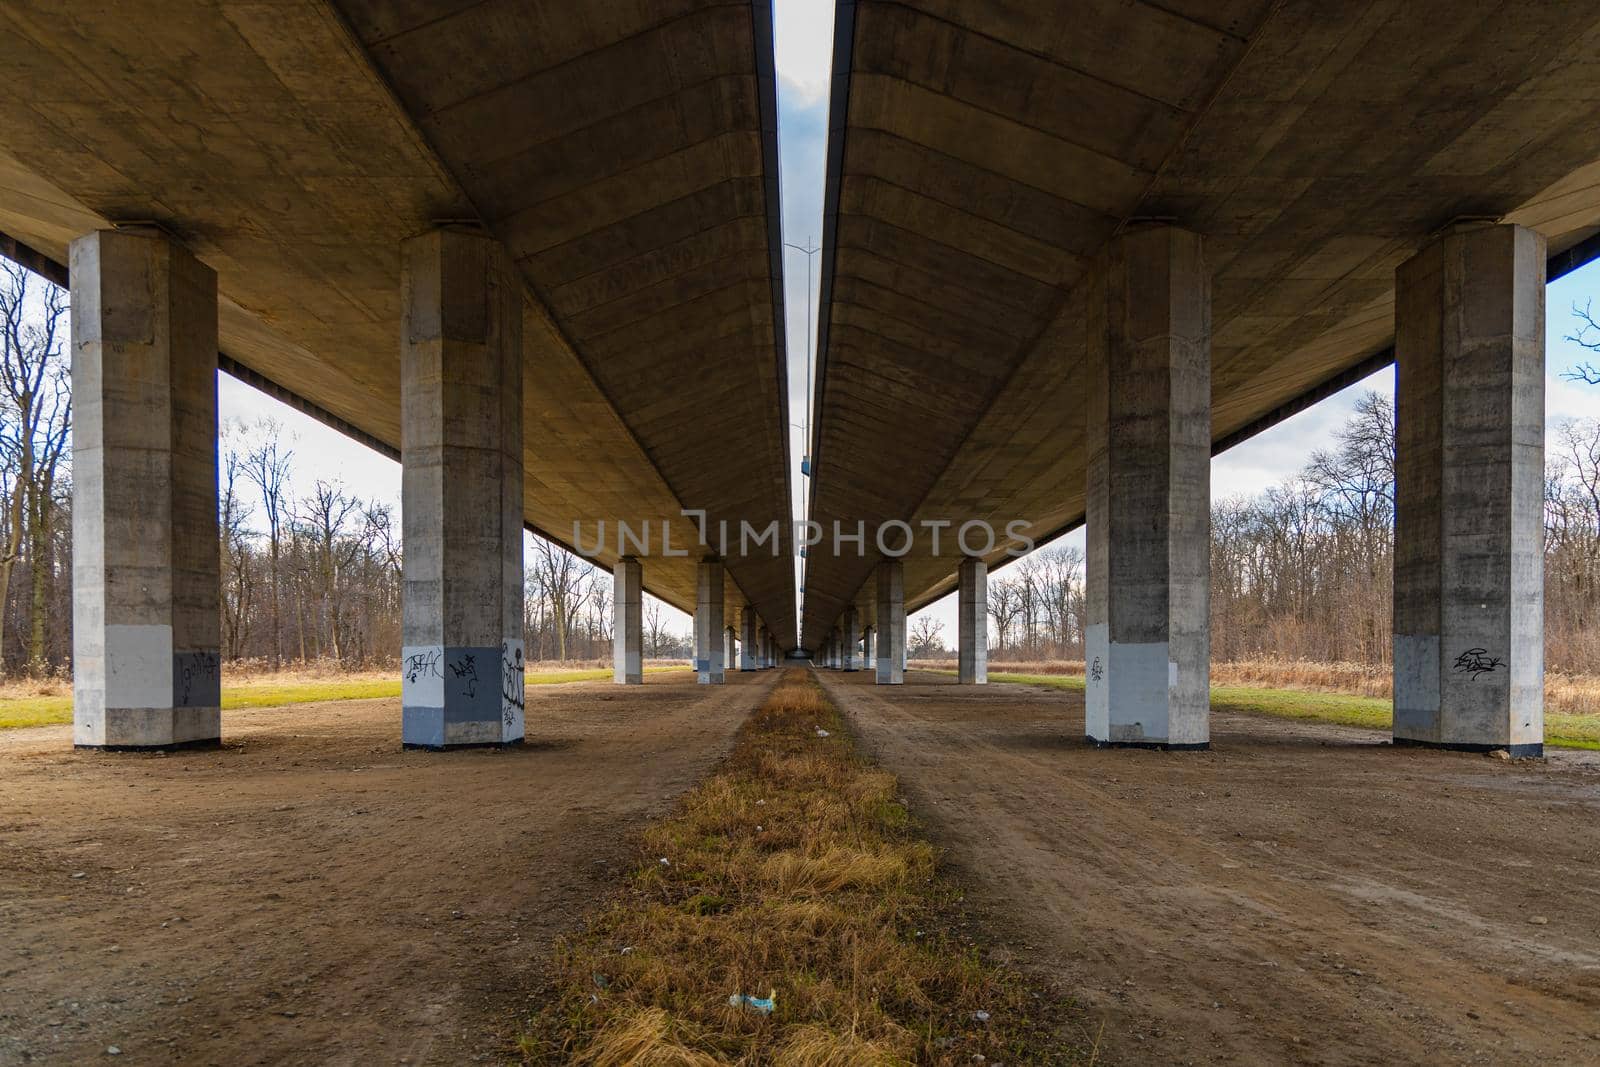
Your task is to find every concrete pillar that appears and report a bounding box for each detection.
[1394,223,1545,756]
[1084,224,1210,749]
[958,558,988,685]
[613,558,643,684]
[875,561,905,684]
[862,626,874,671]
[724,626,736,678]
[400,228,525,749]
[740,608,758,670]
[841,607,858,670]
[694,558,725,684]
[70,229,220,750]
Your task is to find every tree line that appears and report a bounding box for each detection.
[941,391,1600,676]
[4,263,1596,678]
[0,266,692,678]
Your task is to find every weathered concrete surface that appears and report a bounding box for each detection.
[1394,223,1545,755]
[400,229,524,749]
[70,229,220,749]
[741,606,759,671]
[875,560,905,685]
[0,0,795,648]
[695,559,726,684]
[613,558,643,685]
[1084,226,1211,749]
[802,1,1600,648]
[957,557,987,685]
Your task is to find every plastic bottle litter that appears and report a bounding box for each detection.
[728,990,777,1014]
[815,728,830,738]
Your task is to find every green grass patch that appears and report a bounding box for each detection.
[0,665,689,730]
[518,669,1093,1064]
[971,670,1600,750]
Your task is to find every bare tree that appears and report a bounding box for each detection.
[907,614,946,659]
[219,429,256,661]
[1565,301,1600,385]
[301,481,362,662]
[987,576,1023,652]
[241,421,293,668]
[643,595,671,659]
[0,263,69,676]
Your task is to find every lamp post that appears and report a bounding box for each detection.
[784,238,820,479]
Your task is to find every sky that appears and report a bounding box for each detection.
[213,0,1599,650]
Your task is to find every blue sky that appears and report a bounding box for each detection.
[217,0,1598,646]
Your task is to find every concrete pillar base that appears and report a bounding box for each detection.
[614,558,643,685]
[694,559,725,684]
[1083,224,1210,748]
[1393,738,1543,759]
[76,731,222,754]
[1394,223,1544,754]
[875,561,905,685]
[70,229,222,750]
[403,738,525,752]
[399,228,525,747]
[958,558,988,685]
[1086,737,1211,752]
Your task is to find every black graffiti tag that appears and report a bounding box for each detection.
[1452,648,1502,680]
[502,646,525,726]
[404,648,441,684]
[449,653,479,697]
[1089,656,1104,683]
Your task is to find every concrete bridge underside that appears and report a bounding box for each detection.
[805,0,1600,661]
[0,0,797,653]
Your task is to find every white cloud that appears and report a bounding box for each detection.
[773,0,835,107]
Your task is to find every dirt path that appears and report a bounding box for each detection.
[0,671,774,1066]
[817,669,1600,1066]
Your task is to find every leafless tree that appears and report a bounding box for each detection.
[907,614,946,659]
[0,262,69,676]
[241,421,292,668]
[1565,301,1600,385]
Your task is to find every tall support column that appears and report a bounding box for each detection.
[1084,224,1210,749]
[862,626,874,671]
[841,607,858,670]
[875,561,905,684]
[725,626,736,678]
[741,608,758,670]
[958,558,988,685]
[694,558,725,684]
[400,228,525,749]
[71,230,220,750]
[613,558,643,684]
[1394,223,1544,756]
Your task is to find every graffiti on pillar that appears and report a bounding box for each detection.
[448,652,480,697]
[502,643,525,727]
[1451,648,1501,680]
[404,648,441,684]
[1089,656,1104,683]
[174,653,220,707]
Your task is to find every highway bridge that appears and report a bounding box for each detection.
[1,0,1595,755]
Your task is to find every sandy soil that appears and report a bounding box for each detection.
[0,671,774,1066]
[818,669,1600,1067]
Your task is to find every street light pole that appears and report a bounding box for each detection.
[784,238,820,478]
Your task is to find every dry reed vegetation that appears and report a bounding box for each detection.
[519,669,1089,1065]
[911,658,1600,716]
